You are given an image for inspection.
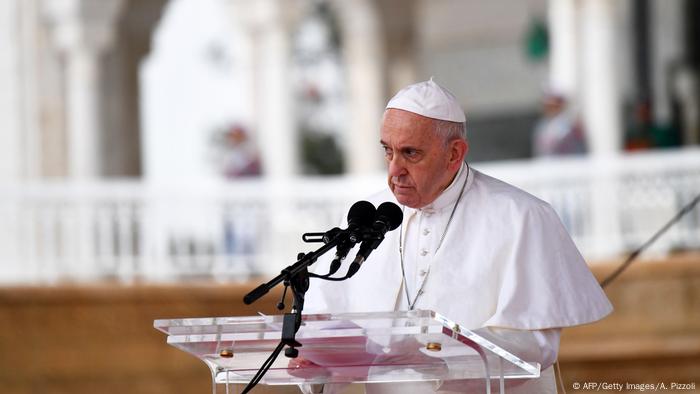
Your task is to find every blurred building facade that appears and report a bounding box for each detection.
[3,0,699,181]
[0,0,699,283]
[1,2,700,394]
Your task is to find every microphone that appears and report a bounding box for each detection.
[327,201,376,275]
[346,202,403,278]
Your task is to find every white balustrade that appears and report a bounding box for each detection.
[1,149,699,284]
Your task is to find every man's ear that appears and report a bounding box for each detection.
[449,139,468,169]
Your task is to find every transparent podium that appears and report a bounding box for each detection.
[154,310,540,393]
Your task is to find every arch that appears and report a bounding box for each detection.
[102,0,168,177]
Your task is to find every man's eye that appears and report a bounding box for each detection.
[382,147,393,157]
[405,149,418,158]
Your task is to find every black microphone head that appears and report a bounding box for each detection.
[347,200,376,228]
[376,202,403,231]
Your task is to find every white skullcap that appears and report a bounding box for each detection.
[386,78,466,123]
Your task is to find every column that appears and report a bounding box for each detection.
[579,0,623,258]
[0,0,46,182]
[548,0,578,98]
[229,0,299,180]
[651,0,683,125]
[43,0,124,281]
[335,0,385,174]
[43,0,124,179]
[579,0,622,157]
[0,0,22,182]
[0,0,21,282]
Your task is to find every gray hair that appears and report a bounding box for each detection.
[433,119,467,144]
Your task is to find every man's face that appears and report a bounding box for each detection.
[380,109,466,209]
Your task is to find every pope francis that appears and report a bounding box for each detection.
[303,79,613,393]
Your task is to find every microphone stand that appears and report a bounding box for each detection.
[240,229,349,393]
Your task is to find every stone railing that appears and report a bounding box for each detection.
[1,148,699,284]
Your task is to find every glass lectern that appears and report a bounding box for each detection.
[154,310,540,393]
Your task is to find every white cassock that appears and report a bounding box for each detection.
[303,163,613,393]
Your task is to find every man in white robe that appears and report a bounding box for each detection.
[302,79,613,393]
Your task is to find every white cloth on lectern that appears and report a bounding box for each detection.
[304,162,612,393]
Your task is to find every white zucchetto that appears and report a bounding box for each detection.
[386,78,466,123]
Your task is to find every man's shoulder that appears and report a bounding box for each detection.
[471,169,552,213]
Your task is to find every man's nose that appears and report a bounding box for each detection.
[387,156,407,177]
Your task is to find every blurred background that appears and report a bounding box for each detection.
[1,0,699,393]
